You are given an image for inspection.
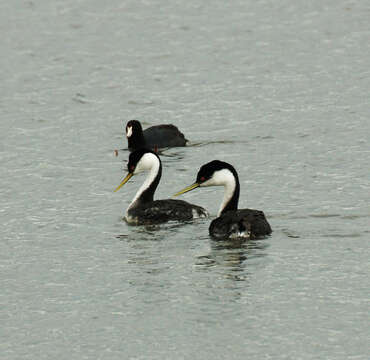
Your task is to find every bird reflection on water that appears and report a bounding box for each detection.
[195,239,269,282]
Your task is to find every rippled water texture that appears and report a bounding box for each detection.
[1,1,369,359]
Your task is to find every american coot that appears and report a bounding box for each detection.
[174,160,272,240]
[114,149,208,225]
[125,120,188,151]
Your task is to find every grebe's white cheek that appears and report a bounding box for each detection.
[203,169,234,187]
[135,152,159,174]
[134,161,145,174]
[134,162,149,174]
[200,178,214,187]
[126,126,133,138]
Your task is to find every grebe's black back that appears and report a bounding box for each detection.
[114,149,208,225]
[174,160,272,240]
[125,120,187,151]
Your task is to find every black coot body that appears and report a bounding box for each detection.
[126,120,187,151]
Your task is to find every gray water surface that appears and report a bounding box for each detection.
[1,1,369,359]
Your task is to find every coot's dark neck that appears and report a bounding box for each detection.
[127,131,146,151]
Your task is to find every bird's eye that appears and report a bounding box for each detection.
[130,165,135,172]
[200,176,205,182]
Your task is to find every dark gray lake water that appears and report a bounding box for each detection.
[1,1,369,359]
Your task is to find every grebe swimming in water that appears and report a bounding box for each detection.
[174,160,272,240]
[125,120,187,151]
[114,149,208,225]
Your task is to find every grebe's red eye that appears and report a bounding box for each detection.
[200,176,205,182]
[130,165,135,172]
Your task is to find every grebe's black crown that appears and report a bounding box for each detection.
[196,160,238,183]
[127,148,159,172]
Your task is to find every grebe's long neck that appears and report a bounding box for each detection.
[128,158,161,210]
[218,169,240,216]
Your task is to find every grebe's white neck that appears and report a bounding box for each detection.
[200,168,237,216]
[127,153,161,213]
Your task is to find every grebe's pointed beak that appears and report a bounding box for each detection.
[173,182,199,197]
[114,172,133,192]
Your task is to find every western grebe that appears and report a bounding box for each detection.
[125,120,187,151]
[174,160,272,240]
[114,149,208,224]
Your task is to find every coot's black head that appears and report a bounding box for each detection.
[196,160,238,185]
[126,120,143,138]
